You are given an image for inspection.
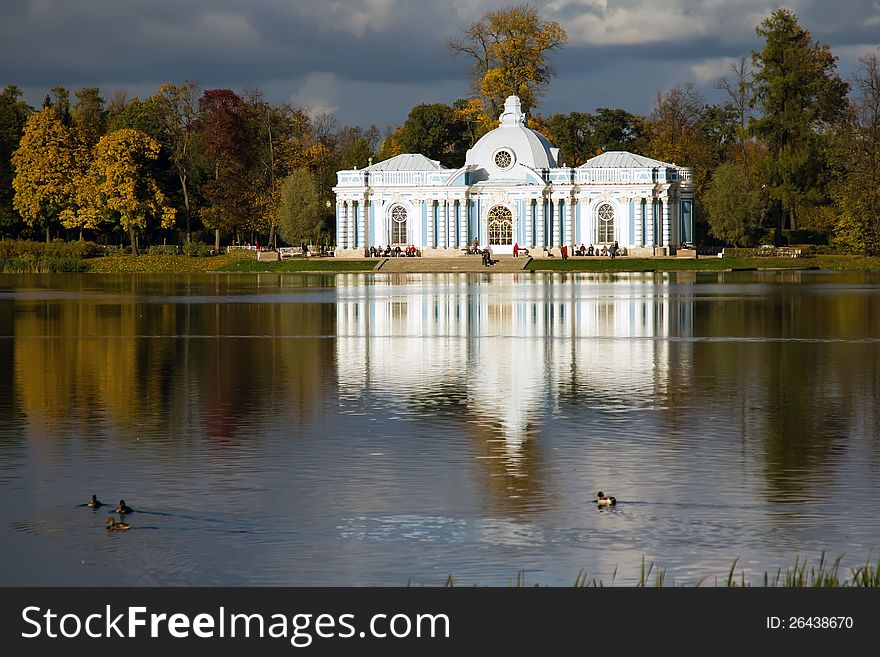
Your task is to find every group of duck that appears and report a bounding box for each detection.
[86,495,134,530]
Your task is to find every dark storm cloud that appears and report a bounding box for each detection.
[1,1,877,126]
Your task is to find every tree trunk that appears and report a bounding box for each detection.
[45,225,50,244]
[789,207,797,232]
[79,227,83,241]
[215,228,220,253]
[775,202,784,246]
[129,225,139,256]
[180,170,192,243]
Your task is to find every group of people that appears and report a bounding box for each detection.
[572,242,622,258]
[542,242,624,259]
[370,244,420,257]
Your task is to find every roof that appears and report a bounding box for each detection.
[465,96,558,173]
[580,151,675,168]
[365,154,446,171]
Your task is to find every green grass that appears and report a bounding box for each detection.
[525,255,880,272]
[215,258,379,272]
[80,254,379,274]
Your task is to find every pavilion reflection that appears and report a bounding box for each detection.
[335,273,692,512]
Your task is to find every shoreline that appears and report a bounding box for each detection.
[77,254,880,274]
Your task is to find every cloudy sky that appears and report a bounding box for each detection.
[2,0,879,127]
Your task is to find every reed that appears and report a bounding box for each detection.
[439,554,879,587]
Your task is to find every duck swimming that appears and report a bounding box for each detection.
[596,491,617,507]
[106,516,131,531]
[115,500,133,514]
[87,494,103,508]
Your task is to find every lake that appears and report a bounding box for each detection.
[1,270,878,586]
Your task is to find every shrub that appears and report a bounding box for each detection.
[183,241,215,257]
[147,244,181,256]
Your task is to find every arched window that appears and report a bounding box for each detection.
[389,205,407,244]
[597,203,615,243]
[488,205,513,245]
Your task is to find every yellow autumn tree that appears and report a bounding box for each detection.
[12,108,86,241]
[83,129,176,255]
[448,4,567,117]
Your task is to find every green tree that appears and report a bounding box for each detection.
[398,103,467,167]
[0,85,33,236]
[276,169,321,246]
[832,52,880,255]
[81,129,176,255]
[751,8,849,238]
[42,86,71,125]
[704,162,765,246]
[12,108,84,242]
[448,3,567,116]
[72,87,107,151]
[153,82,203,243]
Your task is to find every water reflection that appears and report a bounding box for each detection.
[1,271,879,585]
[336,273,691,514]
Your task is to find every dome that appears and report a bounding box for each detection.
[464,96,559,179]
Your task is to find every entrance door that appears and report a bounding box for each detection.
[488,205,513,254]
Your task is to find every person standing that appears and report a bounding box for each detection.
[513,243,519,257]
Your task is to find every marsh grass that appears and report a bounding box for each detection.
[438,554,879,587]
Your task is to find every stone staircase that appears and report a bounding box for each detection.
[375,255,531,273]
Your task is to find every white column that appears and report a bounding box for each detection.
[352,201,360,249]
[525,199,534,247]
[567,196,576,247]
[553,198,562,247]
[438,199,447,249]
[661,196,670,247]
[646,198,654,246]
[635,198,643,247]
[362,197,370,251]
[426,200,435,248]
[457,199,464,247]
[536,197,545,246]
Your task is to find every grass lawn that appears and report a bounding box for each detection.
[84,254,379,273]
[525,255,880,272]
[215,258,379,272]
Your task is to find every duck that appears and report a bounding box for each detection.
[596,491,617,507]
[115,500,133,514]
[106,516,131,531]
[87,494,103,508]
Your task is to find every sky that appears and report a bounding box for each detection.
[2,0,879,128]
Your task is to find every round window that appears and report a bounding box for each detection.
[493,149,515,170]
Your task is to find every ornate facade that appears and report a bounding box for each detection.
[334,96,695,256]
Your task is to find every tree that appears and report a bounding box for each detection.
[153,82,202,243]
[72,87,107,151]
[198,89,253,251]
[751,9,849,237]
[0,85,33,236]
[335,124,380,170]
[81,129,176,255]
[832,52,880,255]
[42,86,71,125]
[704,162,765,246]
[12,108,84,242]
[646,83,705,166]
[448,4,567,116]
[591,108,646,153]
[398,103,467,167]
[715,57,755,166]
[276,169,321,246]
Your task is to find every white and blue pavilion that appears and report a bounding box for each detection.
[333,96,695,256]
